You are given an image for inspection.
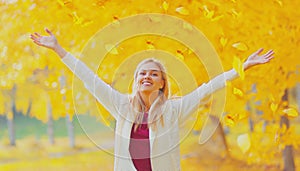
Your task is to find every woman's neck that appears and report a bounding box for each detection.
[139,90,159,110]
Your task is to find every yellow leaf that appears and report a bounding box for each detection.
[211,15,224,22]
[270,103,278,113]
[224,114,235,127]
[233,56,245,80]
[183,22,193,31]
[175,7,189,15]
[231,9,241,18]
[112,16,120,26]
[237,133,251,153]
[275,0,283,6]
[232,42,248,51]
[105,44,119,55]
[283,108,298,117]
[57,0,65,6]
[162,1,169,12]
[233,87,243,97]
[146,40,155,50]
[176,50,184,61]
[220,37,227,47]
[205,11,214,19]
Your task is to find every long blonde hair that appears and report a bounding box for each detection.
[130,58,169,131]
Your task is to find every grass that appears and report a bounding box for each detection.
[0,113,109,140]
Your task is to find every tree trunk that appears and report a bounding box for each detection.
[66,114,75,148]
[7,111,15,146]
[47,98,55,145]
[7,85,17,146]
[280,89,295,171]
[209,115,229,155]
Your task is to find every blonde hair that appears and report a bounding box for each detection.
[130,58,169,131]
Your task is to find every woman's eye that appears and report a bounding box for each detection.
[152,73,158,76]
[139,72,146,75]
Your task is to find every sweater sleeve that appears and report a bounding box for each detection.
[171,69,239,122]
[61,53,127,119]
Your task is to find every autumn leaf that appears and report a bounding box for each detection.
[232,42,248,51]
[146,40,155,50]
[283,108,298,118]
[175,6,189,15]
[224,114,236,127]
[270,102,278,113]
[233,56,245,80]
[237,133,251,153]
[183,22,193,31]
[176,50,184,61]
[220,37,228,47]
[233,87,243,97]
[162,1,169,12]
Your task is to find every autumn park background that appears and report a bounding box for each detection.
[0,0,300,170]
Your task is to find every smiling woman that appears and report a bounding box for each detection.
[30,28,274,171]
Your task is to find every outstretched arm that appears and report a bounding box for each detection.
[172,48,274,121]
[30,29,128,119]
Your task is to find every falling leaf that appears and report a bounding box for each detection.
[105,44,119,55]
[71,11,84,25]
[146,40,155,50]
[176,50,185,61]
[57,0,65,6]
[283,108,298,117]
[233,87,243,97]
[224,114,235,127]
[183,22,193,31]
[220,37,228,47]
[275,0,283,6]
[232,42,248,51]
[112,16,120,26]
[211,15,224,22]
[231,9,241,18]
[175,6,189,15]
[270,103,278,113]
[162,1,169,12]
[237,133,251,153]
[233,56,245,80]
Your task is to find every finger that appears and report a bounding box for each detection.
[255,48,264,55]
[266,55,274,61]
[264,50,274,57]
[30,34,39,41]
[34,32,42,38]
[45,28,53,36]
[32,40,42,46]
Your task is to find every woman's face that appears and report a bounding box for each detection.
[136,62,164,94]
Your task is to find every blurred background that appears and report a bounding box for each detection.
[0,0,300,170]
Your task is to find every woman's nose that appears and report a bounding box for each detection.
[144,73,151,79]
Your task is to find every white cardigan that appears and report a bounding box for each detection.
[62,53,238,171]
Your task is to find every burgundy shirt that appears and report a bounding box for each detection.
[129,113,152,171]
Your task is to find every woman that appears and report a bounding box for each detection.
[30,28,274,171]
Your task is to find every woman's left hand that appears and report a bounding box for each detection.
[244,48,274,70]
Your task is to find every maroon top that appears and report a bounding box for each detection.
[129,113,152,171]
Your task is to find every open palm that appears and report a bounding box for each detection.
[30,28,57,50]
[245,48,274,68]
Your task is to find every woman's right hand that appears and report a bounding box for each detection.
[31,28,67,58]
